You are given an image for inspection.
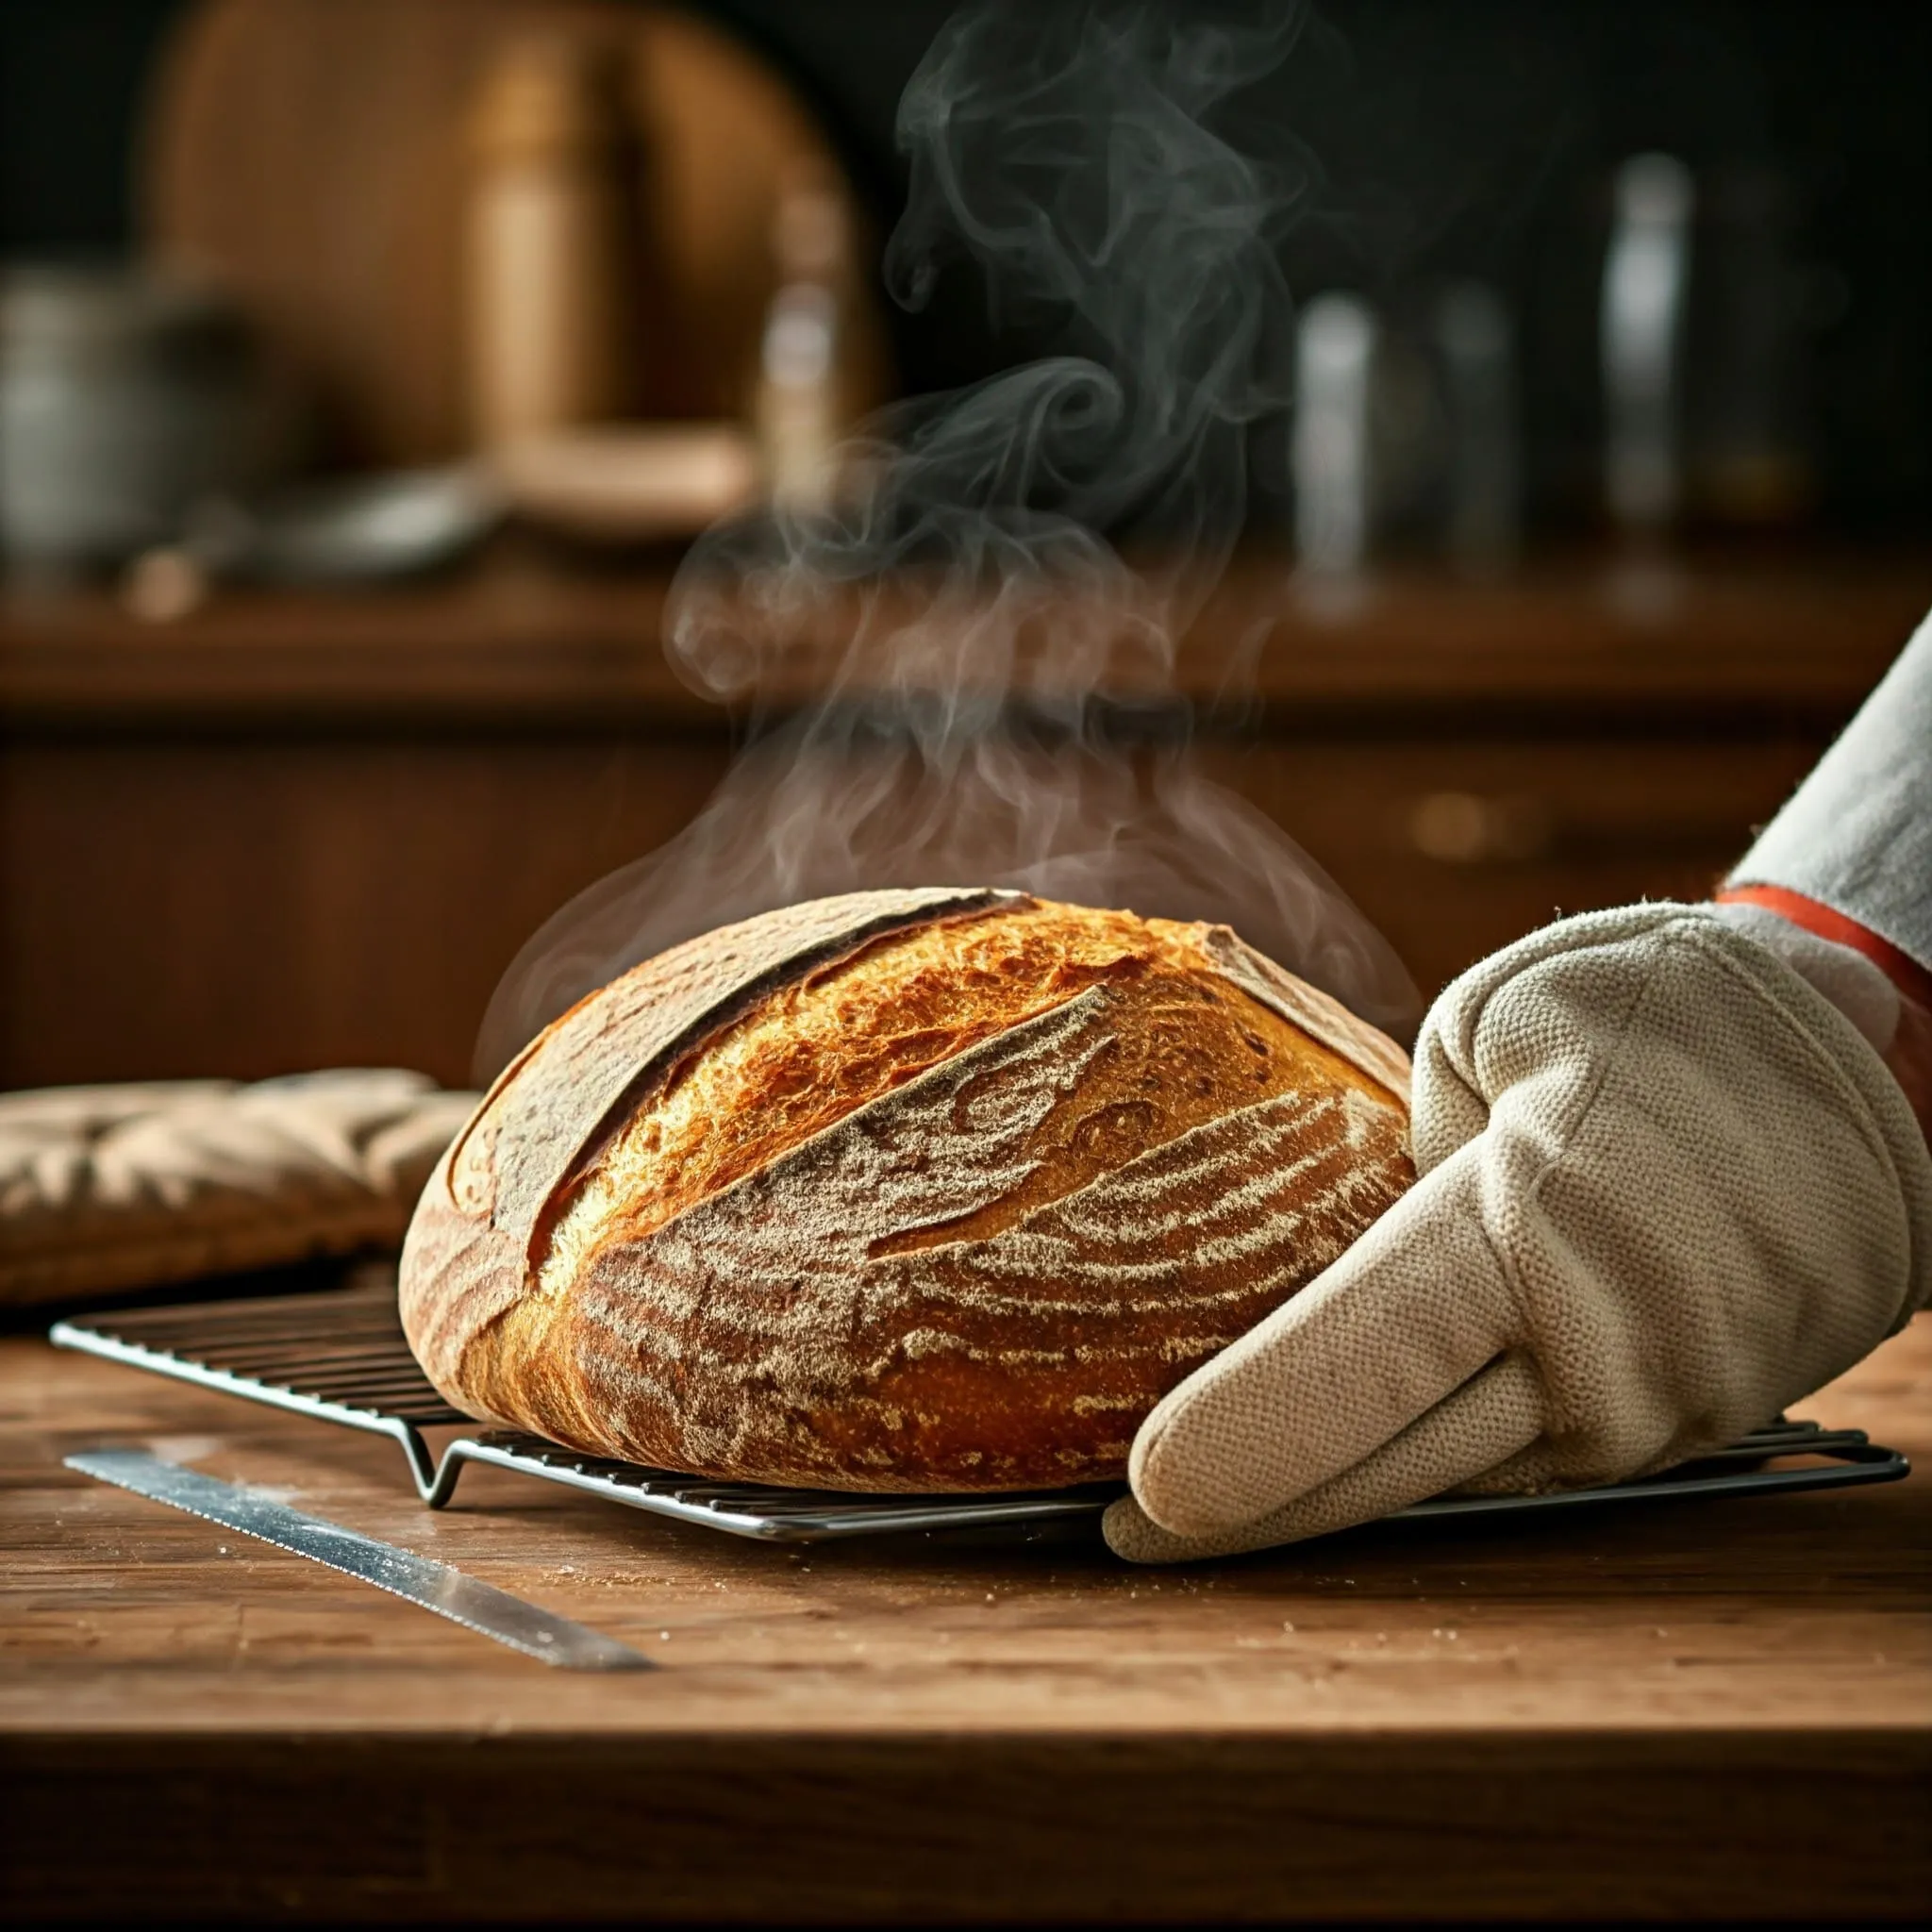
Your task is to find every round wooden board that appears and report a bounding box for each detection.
[142,0,895,466]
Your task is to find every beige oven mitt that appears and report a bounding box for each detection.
[0,1070,478,1307]
[1105,905,1932,1563]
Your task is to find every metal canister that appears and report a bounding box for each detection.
[0,267,271,572]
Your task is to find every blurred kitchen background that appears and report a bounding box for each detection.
[3,0,1928,1091]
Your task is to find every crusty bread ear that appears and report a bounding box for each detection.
[402,886,1009,1391]
[401,894,1413,1491]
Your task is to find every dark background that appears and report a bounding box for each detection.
[4,0,1929,532]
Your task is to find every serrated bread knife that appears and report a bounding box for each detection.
[66,1448,650,1671]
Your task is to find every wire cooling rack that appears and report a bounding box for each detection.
[51,1274,1908,1543]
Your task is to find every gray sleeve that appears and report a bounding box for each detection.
[1727,610,1932,973]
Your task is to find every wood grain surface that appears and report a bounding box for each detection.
[2,1310,1926,1921]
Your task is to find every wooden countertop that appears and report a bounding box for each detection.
[4,549,1927,733]
[3,1313,1926,1922]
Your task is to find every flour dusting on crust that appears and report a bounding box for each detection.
[401,894,1414,1488]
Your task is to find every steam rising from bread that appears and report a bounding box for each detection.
[475,0,1418,1080]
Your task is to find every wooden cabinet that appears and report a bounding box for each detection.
[1207,732,1824,999]
[0,733,729,1089]
[3,556,1924,1089]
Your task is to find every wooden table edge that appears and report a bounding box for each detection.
[4,1724,1926,1922]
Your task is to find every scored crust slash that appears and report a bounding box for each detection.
[400,889,1415,1493]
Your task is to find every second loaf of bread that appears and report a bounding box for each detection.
[400,889,1414,1491]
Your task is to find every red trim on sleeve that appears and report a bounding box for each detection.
[1716,884,1932,1011]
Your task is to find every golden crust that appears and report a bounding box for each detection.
[535,901,1383,1291]
[401,893,1414,1490]
[401,886,1005,1391]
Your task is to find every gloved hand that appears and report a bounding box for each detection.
[1104,904,1932,1563]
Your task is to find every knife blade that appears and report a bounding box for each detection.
[66,1447,651,1672]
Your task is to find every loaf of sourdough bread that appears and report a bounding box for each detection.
[399,889,1414,1491]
